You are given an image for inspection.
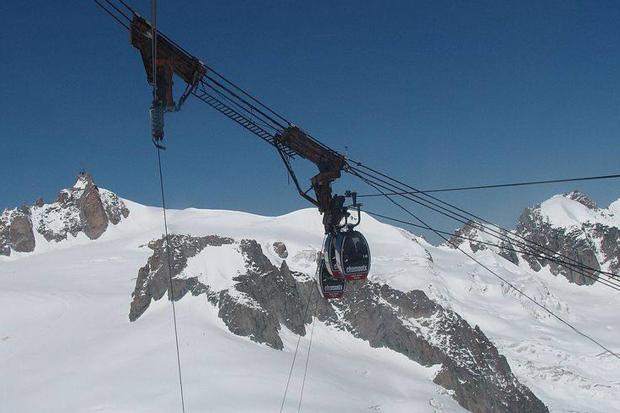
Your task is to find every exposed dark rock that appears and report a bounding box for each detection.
[0,207,36,255]
[131,234,548,413]
[8,206,35,253]
[218,291,284,348]
[101,188,130,225]
[447,195,614,286]
[1,172,132,251]
[272,241,288,259]
[56,191,69,205]
[128,234,235,321]
[564,191,598,210]
[447,220,519,266]
[445,191,620,287]
[593,224,620,273]
[0,211,11,256]
[337,283,546,413]
[448,220,486,254]
[34,200,82,242]
[78,175,109,240]
[516,207,599,285]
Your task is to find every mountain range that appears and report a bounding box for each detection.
[1,173,618,412]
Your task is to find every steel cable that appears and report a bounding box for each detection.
[351,168,620,361]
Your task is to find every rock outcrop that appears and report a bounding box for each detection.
[448,220,519,265]
[129,234,234,321]
[78,176,109,240]
[515,205,599,285]
[8,206,36,252]
[272,241,288,259]
[447,191,620,286]
[0,172,130,256]
[130,233,548,413]
[0,206,36,254]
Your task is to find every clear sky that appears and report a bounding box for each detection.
[2,0,619,236]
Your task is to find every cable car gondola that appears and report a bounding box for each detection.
[315,252,345,299]
[323,233,344,278]
[334,229,371,281]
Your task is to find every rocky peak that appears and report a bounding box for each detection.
[130,233,548,413]
[563,190,598,210]
[447,191,618,286]
[74,171,93,189]
[0,206,36,255]
[0,172,130,256]
[77,174,109,240]
[513,193,615,285]
[446,220,520,265]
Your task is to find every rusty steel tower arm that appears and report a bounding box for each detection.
[98,1,351,232]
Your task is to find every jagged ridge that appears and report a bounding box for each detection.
[447,191,620,285]
[130,234,548,413]
[0,172,129,256]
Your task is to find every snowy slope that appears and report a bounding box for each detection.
[538,193,620,228]
[514,192,620,279]
[2,188,620,412]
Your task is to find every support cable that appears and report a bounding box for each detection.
[94,0,130,29]
[151,1,186,412]
[204,74,288,130]
[352,168,619,287]
[102,0,132,22]
[204,66,292,126]
[350,161,614,277]
[204,83,281,133]
[279,287,316,413]
[348,165,619,282]
[297,296,319,413]
[95,0,619,360]
[155,148,187,413]
[350,169,620,361]
[362,209,620,292]
[357,173,620,197]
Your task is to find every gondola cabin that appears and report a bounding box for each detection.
[315,253,345,299]
[323,233,344,278]
[334,230,371,281]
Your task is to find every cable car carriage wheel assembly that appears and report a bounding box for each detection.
[317,192,371,299]
[273,127,372,300]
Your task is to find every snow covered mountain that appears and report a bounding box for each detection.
[449,191,620,285]
[1,175,619,413]
[0,172,129,256]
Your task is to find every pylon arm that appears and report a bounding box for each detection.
[130,15,205,110]
[275,126,346,173]
[276,126,350,232]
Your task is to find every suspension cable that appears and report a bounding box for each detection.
[362,209,620,292]
[204,74,288,131]
[350,168,620,361]
[358,173,620,197]
[102,0,132,22]
[204,66,292,126]
[95,0,620,364]
[348,164,620,282]
[297,295,318,413]
[155,148,187,413]
[94,0,130,29]
[151,1,186,411]
[352,168,619,287]
[351,161,609,275]
[280,287,316,413]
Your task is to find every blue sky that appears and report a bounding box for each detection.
[1,0,619,235]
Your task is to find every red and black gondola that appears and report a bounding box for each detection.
[334,229,371,281]
[315,252,345,299]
